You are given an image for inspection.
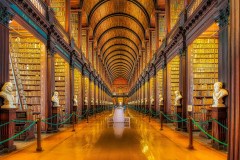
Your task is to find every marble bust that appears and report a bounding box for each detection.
[52,91,60,107]
[145,98,147,104]
[73,95,78,106]
[174,90,182,106]
[159,94,163,105]
[150,96,154,105]
[91,98,94,105]
[212,82,228,107]
[84,97,88,105]
[0,82,17,109]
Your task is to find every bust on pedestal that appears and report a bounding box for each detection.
[0,82,17,153]
[174,90,183,130]
[211,82,228,149]
[0,82,17,109]
[51,91,60,132]
[159,94,164,112]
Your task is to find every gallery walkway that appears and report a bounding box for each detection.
[0,110,227,160]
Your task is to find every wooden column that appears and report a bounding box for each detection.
[147,74,151,112]
[0,4,16,152]
[88,73,92,114]
[212,4,229,150]
[165,0,171,33]
[145,41,148,67]
[65,0,71,35]
[69,52,75,120]
[228,0,239,159]
[153,66,158,113]
[179,49,187,131]
[86,28,89,59]
[155,11,160,50]
[77,11,82,48]
[162,54,168,114]
[81,66,86,115]
[46,41,56,132]
[149,31,153,60]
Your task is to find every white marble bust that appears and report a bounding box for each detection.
[84,97,88,105]
[0,82,17,109]
[52,91,60,107]
[174,90,182,106]
[150,96,154,105]
[73,95,78,106]
[212,82,228,107]
[145,98,147,104]
[91,98,94,105]
[159,94,163,105]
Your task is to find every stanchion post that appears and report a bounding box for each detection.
[36,117,43,152]
[86,110,89,123]
[187,105,194,150]
[149,108,151,122]
[72,113,75,132]
[160,112,163,130]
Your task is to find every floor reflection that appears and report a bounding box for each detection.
[1,110,227,160]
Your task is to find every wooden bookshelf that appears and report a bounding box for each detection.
[167,56,180,114]
[70,13,79,45]
[189,37,218,129]
[50,0,66,28]
[74,68,81,113]
[170,0,184,29]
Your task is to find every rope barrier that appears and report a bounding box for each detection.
[160,112,188,122]
[212,118,228,130]
[191,119,228,146]
[42,113,73,126]
[0,121,36,145]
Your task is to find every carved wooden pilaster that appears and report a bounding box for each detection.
[46,38,56,132]
[228,0,239,159]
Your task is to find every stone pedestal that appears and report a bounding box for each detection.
[174,105,182,131]
[211,107,227,150]
[0,108,17,154]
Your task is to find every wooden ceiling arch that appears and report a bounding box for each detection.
[81,0,155,81]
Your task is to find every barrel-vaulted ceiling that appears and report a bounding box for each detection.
[72,0,164,82]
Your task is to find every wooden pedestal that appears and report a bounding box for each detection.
[211,107,227,150]
[73,105,77,123]
[174,105,182,131]
[47,107,60,133]
[0,108,17,154]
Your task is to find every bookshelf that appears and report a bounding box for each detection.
[158,15,166,46]
[189,38,218,125]
[157,69,163,100]
[70,13,79,45]
[50,0,66,28]
[9,36,43,114]
[168,56,180,114]
[54,55,68,110]
[170,0,184,29]
[74,68,81,113]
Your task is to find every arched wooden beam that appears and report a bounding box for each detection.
[109,63,132,73]
[93,13,145,38]
[88,0,150,27]
[100,36,139,54]
[105,54,134,68]
[102,44,137,59]
[104,50,135,65]
[97,26,142,46]
[107,58,133,71]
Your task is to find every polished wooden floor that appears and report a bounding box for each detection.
[1,109,227,160]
